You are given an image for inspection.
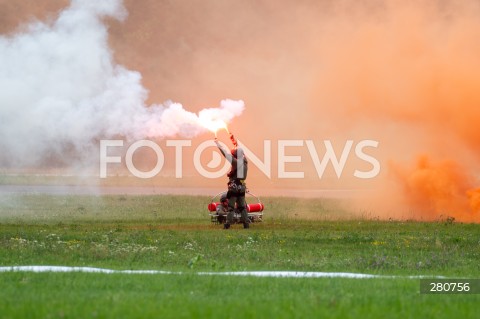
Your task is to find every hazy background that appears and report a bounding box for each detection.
[1,0,479,221]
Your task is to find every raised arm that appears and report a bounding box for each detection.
[215,138,235,164]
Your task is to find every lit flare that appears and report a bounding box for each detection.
[201,119,229,137]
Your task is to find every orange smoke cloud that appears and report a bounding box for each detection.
[307,1,480,221]
[467,188,480,214]
[392,156,478,222]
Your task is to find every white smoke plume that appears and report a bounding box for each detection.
[0,0,244,167]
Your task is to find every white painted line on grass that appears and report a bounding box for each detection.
[0,266,445,279]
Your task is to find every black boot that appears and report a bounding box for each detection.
[223,223,230,229]
[243,222,249,229]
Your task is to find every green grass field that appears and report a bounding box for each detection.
[1,194,479,318]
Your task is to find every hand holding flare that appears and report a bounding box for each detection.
[212,125,236,148]
[229,132,238,147]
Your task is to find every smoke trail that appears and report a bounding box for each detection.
[0,0,244,167]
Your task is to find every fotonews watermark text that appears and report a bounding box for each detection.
[99,139,380,179]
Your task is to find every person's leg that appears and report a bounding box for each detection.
[236,193,249,228]
[225,191,237,228]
